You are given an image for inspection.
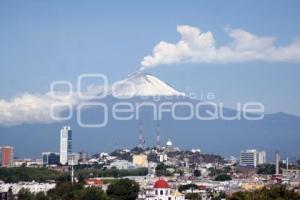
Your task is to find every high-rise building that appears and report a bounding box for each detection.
[240,149,266,167]
[60,126,72,165]
[240,149,257,167]
[42,152,60,166]
[275,150,280,174]
[257,150,267,165]
[0,146,14,168]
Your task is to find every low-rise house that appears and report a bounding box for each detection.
[0,181,55,194]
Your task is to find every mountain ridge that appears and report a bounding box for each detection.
[1,72,300,160]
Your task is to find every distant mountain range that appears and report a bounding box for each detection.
[1,72,300,161]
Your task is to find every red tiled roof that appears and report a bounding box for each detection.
[154,179,169,188]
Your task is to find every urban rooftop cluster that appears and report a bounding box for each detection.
[1,126,300,200]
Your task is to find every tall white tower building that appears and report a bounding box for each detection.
[257,150,267,165]
[275,150,280,174]
[60,126,72,165]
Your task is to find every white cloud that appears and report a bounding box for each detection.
[0,92,79,126]
[0,83,115,126]
[141,25,300,69]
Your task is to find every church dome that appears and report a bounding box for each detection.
[154,179,169,188]
[166,139,172,146]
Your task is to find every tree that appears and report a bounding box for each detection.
[17,188,34,200]
[0,167,69,183]
[155,163,173,176]
[208,167,222,177]
[46,181,111,200]
[75,168,148,179]
[223,166,231,173]
[185,193,201,200]
[227,191,252,200]
[77,187,109,200]
[227,186,300,200]
[107,178,139,200]
[8,187,14,200]
[214,174,231,181]
[34,192,48,200]
[257,164,276,175]
[178,184,199,193]
[47,182,83,200]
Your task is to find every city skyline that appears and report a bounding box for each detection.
[0,125,293,163]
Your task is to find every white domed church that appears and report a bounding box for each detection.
[165,139,175,152]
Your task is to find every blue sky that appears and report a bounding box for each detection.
[1,0,300,116]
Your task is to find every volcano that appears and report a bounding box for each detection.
[1,72,300,160]
[107,71,185,97]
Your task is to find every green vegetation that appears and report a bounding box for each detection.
[185,193,202,200]
[15,182,108,200]
[214,174,231,181]
[34,191,48,200]
[257,162,300,175]
[178,184,199,193]
[209,166,231,177]
[47,182,85,199]
[155,163,173,176]
[257,163,276,175]
[0,167,69,183]
[77,187,110,200]
[76,168,148,180]
[0,167,147,183]
[17,188,35,200]
[208,166,232,181]
[102,179,119,184]
[48,182,110,200]
[106,179,140,200]
[110,150,132,161]
[227,186,300,200]
[14,179,140,200]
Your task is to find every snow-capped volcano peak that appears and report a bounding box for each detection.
[111,71,185,96]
